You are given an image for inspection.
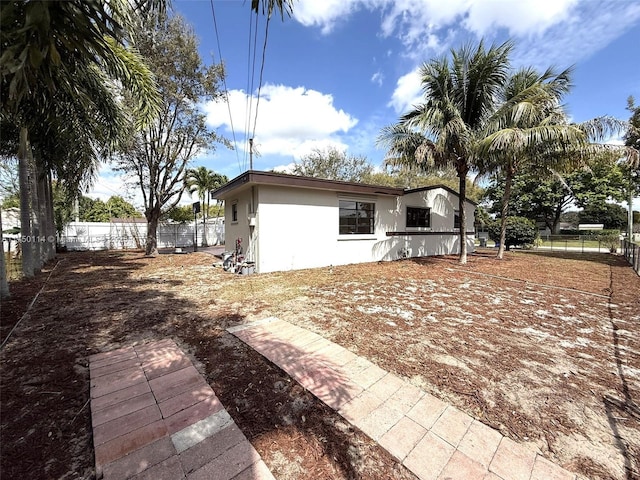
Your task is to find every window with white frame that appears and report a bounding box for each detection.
[339,200,375,234]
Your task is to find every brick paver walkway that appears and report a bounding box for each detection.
[229,317,577,480]
[89,339,274,480]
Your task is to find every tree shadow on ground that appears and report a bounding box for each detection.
[0,250,411,480]
[604,263,640,480]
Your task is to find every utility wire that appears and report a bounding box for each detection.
[251,13,271,143]
[209,0,242,174]
[244,10,260,171]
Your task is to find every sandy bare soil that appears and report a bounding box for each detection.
[1,249,638,480]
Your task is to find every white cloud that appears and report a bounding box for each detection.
[294,0,640,86]
[388,67,423,114]
[272,162,296,173]
[463,0,578,37]
[293,0,362,34]
[204,84,358,159]
[371,71,384,86]
[511,2,640,69]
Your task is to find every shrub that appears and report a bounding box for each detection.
[488,217,537,250]
[595,231,621,253]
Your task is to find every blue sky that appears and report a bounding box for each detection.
[92,0,640,205]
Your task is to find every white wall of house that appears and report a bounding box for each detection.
[242,185,475,273]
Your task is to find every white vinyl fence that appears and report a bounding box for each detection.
[58,219,224,251]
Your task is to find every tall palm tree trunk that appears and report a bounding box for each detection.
[45,171,56,260]
[200,192,208,247]
[36,163,51,264]
[18,127,34,278]
[458,163,468,265]
[0,210,10,299]
[29,148,41,274]
[497,161,516,259]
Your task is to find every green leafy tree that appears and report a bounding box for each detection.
[378,40,514,264]
[361,167,485,202]
[116,14,228,256]
[578,203,627,230]
[75,196,140,223]
[488,216,537,250]
[106,196,141,219]
[1,194,19,210]
[484,169,573,233]
[570,158,628,208]
[164,205,194,224]
[291,147,373,182]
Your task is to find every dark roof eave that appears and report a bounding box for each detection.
[211,171,477,206]
[211,170,404,199]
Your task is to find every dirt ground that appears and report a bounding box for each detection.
[1,249,638,480]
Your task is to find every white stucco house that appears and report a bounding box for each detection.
[211,171,476,273]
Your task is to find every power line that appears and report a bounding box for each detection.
[244,9,260,171]
[209,0,242,174]
[252,13,272,144]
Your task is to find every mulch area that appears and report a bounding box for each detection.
[1,248,638,480]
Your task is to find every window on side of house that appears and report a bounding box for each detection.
[454,209,461,229]
[339,200,375,234]
[231,202,238,223]
[406,206,431,228]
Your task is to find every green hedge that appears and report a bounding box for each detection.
[559,229,620,237]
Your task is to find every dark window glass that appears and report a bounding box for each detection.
[406,207,431,228]
[232,203,238,222]
[454,209,461,229]
[339,200,375,234]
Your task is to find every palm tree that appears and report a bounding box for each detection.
[378,40,513,264]
[476,66,581,259]
[186,167,228,246]
[0,209,9,299]
[478,65,631,258]
[1,0,163,276]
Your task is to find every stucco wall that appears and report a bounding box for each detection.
[373,188,476,261]
[224,188,255,261]
[250,185,475,273]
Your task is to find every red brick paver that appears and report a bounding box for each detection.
[229,317,578,480]
[89,340,275,480]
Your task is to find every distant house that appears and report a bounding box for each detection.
[211,171,476,273]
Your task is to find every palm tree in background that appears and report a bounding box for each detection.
[476,66,578,259]
[185,167,228,246]
[478,67,633,259]
[377,40,514,264]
